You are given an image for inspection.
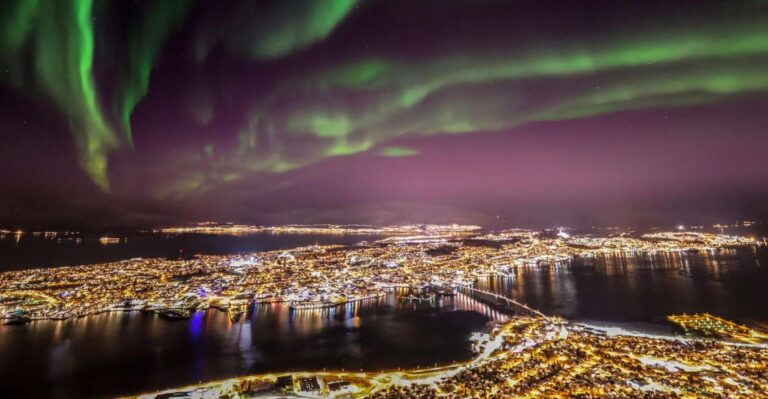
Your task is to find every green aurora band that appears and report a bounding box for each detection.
[0,0,359,192]
[112,0,192,144]
[1,0,117,189]
[197,12,768,198]
[193,0,358,60]
[2,1,768,197]
[0,0,191,190]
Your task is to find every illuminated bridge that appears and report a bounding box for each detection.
[459,286,548,319]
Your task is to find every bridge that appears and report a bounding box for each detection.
[458,286,548,319]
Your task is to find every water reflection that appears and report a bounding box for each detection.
[1,248,766,398]
[478,247,768,323]
[0,290,492,399]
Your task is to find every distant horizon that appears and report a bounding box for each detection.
[1,219,764,235]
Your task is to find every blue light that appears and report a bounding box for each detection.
[189,311,203,338]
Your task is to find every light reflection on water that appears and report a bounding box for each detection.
[477,247,768,324]
[1,247,766,398]
[0,290,494,399]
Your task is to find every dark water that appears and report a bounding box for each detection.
[0,294,497,399]
[477,246,768,325]
[1,235,767,398]
[0,232,383,271]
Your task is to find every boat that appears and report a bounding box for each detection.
[111,299,147,311]
[3,315,31,325]
[230,310,245,322]
[110,300,132,311]
[154,309,192,320]
[3,310,31,325]
[99,236,120,245]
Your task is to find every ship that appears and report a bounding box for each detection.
[99,236,121,245]
[230,310,245,323]
[154,309,192,320]
[111,299,147,311]
[3,310,31,325]
[289,293,385,310]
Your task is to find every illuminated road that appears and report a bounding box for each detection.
[460,286,548,319]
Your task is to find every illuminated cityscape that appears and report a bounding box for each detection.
[3,1,768,397]
[157,223,481,236]
[0,228,757,321]
[2,227,765,398]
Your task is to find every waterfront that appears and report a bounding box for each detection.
[137,317,767,399]
[1,230,757,321]
[1,233,767,398]
[0,293,495,398]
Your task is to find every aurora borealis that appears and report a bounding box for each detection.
[1,0,768,228]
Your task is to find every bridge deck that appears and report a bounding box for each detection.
[460,286,548,319]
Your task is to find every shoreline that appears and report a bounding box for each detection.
[122,314,768,399]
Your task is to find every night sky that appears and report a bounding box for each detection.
[1,0,767,229]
